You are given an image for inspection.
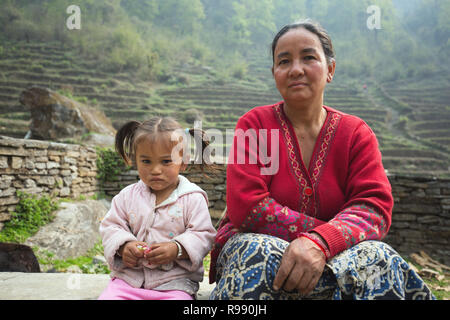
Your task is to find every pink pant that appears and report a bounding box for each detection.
[98,278,194,300]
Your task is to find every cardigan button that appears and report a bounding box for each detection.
[304,187,313,196]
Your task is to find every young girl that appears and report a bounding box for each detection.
[98,117,217,300]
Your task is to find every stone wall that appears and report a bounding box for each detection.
[0,135,227,225]
[385,174,450,265]
[1,136,449,264]
[0,136,98,223]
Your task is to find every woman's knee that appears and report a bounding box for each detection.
[221,233,288,262]
[215,233,288,281]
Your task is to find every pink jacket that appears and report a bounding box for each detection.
[100,175,216,293]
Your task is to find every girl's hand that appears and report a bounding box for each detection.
[273,236,326,296]
[118,241,147,268]
[144,242,180,266]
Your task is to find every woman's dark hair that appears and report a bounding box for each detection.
[271,19,335,65]
[115,116,215,173]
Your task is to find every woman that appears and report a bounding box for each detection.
[209,20,435,300]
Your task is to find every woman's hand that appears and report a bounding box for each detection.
[273,236,326,296]
[118,241,147,268]
[144,242,179,266]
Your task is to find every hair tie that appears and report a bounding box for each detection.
[185,128,190,134]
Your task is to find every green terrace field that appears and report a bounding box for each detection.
[0,41,448,176]
[369,76,450,175]
[382,79,450,149]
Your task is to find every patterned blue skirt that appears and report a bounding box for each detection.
[210,233,435,300]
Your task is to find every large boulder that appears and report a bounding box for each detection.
[20,86,115,142]
[25,200,108,260]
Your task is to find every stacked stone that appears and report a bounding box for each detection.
[183,164,227,222]
[386,173,450,265]
[0,136,98,226]
[101,169,140,197]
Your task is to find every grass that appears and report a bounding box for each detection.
[203,252,211,276]
[35,240,110,274]
[0,192,59,243]
[427,277,450,300]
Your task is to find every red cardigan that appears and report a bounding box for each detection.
[209,102,393,283]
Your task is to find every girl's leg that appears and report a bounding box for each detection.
[98,278,194,300]
[98,278,136,300]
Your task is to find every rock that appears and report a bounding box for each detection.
[25,200,108,260]
[419,268,440,279]
[0,243,40,272]
[410,253,428,267]
[0,272,213,300]
[417,215,440,224]
[433,285,450,293]
[81,132,115,148]
[59,187,71,197]
[98,198,112,211]
[20,86,115,142]
[92,255,107,265]
[66,265,83,273]
[410,251,450,273]
[0,272,110,300]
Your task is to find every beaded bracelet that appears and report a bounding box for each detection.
[298,232,331,260]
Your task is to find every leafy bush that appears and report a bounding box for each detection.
[96,147,131,183]
[395,116,409,130]
[0,192,59,243]
[183,108,204,124]
[30,63,44,73]
[231,62,248,80]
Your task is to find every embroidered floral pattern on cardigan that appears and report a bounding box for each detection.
[328,204,388,248]
[242,197,326,241]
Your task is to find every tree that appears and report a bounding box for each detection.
[120,0,159,22]
[243,0,276,47]
[156,0,205,35]
[272,0,307,28]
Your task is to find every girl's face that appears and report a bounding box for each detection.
[272,28,335,107]
[135,136,187,199]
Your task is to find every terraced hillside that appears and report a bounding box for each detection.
[380,78,450,148]
[0,41,156,139]
[370,77,450,175]
[0,41,448,176]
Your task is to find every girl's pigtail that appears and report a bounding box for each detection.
[115,121,141,165]
[188,128,218,174]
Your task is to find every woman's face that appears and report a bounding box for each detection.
[272,28,335,107]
